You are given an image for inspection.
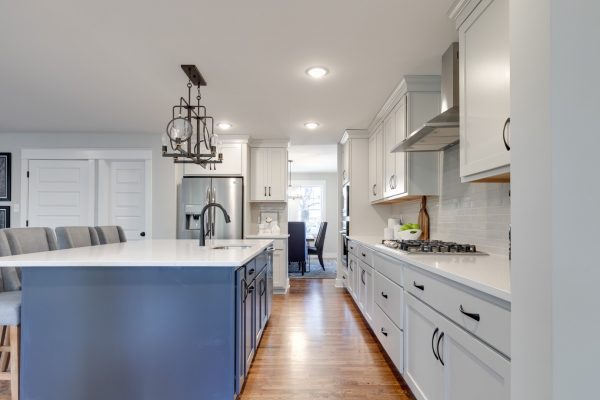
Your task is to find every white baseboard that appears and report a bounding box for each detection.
[335,278,346,288]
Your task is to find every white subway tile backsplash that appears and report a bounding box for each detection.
[391,146,510,256]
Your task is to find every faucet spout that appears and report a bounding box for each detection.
[199,202,232,246]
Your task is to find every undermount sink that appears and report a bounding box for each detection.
[210,245,252,250]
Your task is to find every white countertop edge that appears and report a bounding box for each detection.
[0,239,274,268]
[348,236,511,303]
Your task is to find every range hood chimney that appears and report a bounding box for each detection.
[393,43,459,152]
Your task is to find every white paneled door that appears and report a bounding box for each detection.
[101,161,149,241]
[27,160,95,228]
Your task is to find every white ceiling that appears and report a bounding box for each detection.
[289,145,338,173]
[0,0,457,145]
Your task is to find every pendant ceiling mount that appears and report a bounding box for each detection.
[162,65,222,169]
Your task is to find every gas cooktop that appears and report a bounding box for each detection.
[381,240,487,255]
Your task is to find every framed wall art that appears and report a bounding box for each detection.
[0,153,11,201]
[0,206,9,229]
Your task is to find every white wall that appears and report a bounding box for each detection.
[511,1,600,399]
[391,145,511,256]
[510,0,552,398]
[290,172,338,257]
[0,132,177,238]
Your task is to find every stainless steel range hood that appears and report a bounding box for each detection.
[393,43,459,152]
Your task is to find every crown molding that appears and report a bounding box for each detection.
[339,129,369,144]
[367,75,441,133]
[448,0,482,27]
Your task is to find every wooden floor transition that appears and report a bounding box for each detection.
[0,279,414,399]
[240,279,415,400]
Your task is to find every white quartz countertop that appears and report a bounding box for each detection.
[245,234,290,239]
[348,236,511,302]
[0,239,274,268]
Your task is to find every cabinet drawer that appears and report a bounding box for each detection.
[373,251,403,287]
[246,259,266,282]
[405,266,510,357]
[356,245,373,266]
[374,305,404,373]
[374,271,404,330]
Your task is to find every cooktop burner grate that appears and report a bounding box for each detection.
[381,240,487,255]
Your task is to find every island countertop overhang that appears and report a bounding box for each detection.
[0,239,274,267]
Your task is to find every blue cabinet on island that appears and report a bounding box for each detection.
[0,239,274,400]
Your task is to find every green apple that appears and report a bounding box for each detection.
[410,224,420,229]
[400,224,412,231]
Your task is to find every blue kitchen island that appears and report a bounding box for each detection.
[0,239,273,400]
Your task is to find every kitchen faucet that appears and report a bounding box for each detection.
[199,202,231,246]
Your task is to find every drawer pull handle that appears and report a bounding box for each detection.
[380,328,388,337]
[361,270,366,285]
[381,292,388,299]
[413,281,424,291]
[248,268,255,276]
[459,305,480,322]
[437,332,445,366]
[431,327,439,360]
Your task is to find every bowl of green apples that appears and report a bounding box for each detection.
[396,223,422,240]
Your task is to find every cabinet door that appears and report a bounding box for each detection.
[368,132,377,202]
[459,0,510,180]
[439,307,510,400]
[393,97,407,195]
[369,125,384,202]
[267,148,287,201]
[405,295,444,400]
[363,265,374,327]
[250,148,268,201]
[383,113,396,198]
[341,141,350,184]
[244,279,256,372]
[347,255,356,298]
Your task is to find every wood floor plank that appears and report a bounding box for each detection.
[240,279,415,400]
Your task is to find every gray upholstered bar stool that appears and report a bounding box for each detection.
[3,227,58,255]
[0,230,23,400]
[94,226,127,244]
[56,226,100,249]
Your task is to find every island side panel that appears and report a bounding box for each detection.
[20,266,236,400]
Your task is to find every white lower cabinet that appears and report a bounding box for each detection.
[347,254,357,300]
[357,261,374,327]
[405,294,510,400]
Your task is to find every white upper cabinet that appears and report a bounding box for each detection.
[341,141,350,185]
[368,124,383,202]
[369,76,441,203]
[250,147,288,202]
[183,143,244,176]
[455,0,510,182]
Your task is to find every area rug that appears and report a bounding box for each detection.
[289,258,337,279]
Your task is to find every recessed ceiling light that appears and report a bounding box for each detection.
[306,66,329,79]
[217,122,232,130]
[304,122,320,130]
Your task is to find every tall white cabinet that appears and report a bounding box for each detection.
[368,76,442,203]
[250,147,288,202]
[452,0,511,182]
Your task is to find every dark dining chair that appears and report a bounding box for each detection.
[308,222,328,270]
[288,222,308,275]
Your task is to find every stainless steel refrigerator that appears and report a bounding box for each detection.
[178,176,243,240]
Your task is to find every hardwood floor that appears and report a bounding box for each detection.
[240,279,415,400]
[0,279,415,399]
